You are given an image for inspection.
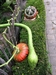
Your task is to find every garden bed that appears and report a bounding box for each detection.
[12,0,51,75]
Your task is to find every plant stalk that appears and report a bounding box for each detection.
[0,26,19,67]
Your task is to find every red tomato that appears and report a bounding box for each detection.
[13,43,29,62]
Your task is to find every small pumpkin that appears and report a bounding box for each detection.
[13,43,29,62]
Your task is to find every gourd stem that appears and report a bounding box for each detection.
[3,28,15,49]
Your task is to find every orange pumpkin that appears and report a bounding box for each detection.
[13,43,29,62]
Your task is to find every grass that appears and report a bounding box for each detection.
[12,0,51,75]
